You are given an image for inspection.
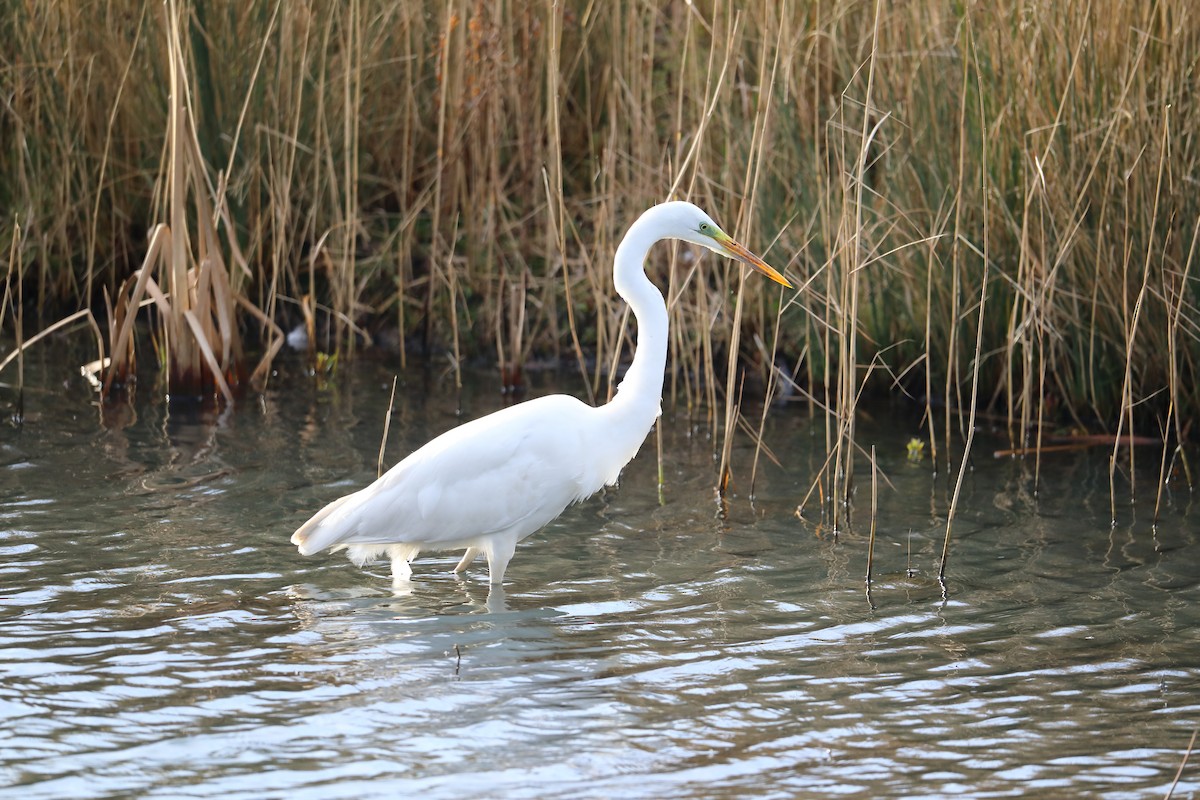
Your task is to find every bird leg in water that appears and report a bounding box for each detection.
[483,537,517,586]
[387,544,419,586]
[454,547,480,573]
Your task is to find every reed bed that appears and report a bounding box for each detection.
[2,1,1198,503]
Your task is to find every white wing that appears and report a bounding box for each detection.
[293,395,608,553]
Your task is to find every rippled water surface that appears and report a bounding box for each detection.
[2,352,1198,799]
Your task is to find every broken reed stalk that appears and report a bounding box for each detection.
[0,308,105,379]
[866,444,877,585]
[378,375,398,478]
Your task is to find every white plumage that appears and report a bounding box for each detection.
[291,201,791,586]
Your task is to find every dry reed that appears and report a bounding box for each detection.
[0,1,1197,526]
[100,1,260,403]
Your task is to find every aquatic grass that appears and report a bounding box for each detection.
[0,1,1198,528]
[102,1,253,403]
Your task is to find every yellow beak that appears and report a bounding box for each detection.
[715,232,793,289]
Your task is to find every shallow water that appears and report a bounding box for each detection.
[1,351,1198,799]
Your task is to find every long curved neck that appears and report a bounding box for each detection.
[606,212,669,426]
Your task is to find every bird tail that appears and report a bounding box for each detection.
[291,491,360,555]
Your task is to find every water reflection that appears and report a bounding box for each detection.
[0,350,1197,798]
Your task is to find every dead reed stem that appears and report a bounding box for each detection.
[1164,727,1198,800]
[940,254,989,582]
[0,308,104,379]
[866,444,877,585]
[378,375,398,478]
[940,12,989,583]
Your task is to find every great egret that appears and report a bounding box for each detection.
[291,201,791,586]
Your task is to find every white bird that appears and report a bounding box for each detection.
[291,201,792,586]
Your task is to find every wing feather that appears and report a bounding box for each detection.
[293,395,599,554]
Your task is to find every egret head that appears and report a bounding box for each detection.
[660,201,793,288]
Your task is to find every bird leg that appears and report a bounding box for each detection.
[484,537,517,585]
[454,547,480,573]
[388,545,418,587]
[390,558,412,587]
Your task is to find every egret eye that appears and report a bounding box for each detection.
[699,222,713,235]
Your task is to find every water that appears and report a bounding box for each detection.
[1,350,1197,799]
